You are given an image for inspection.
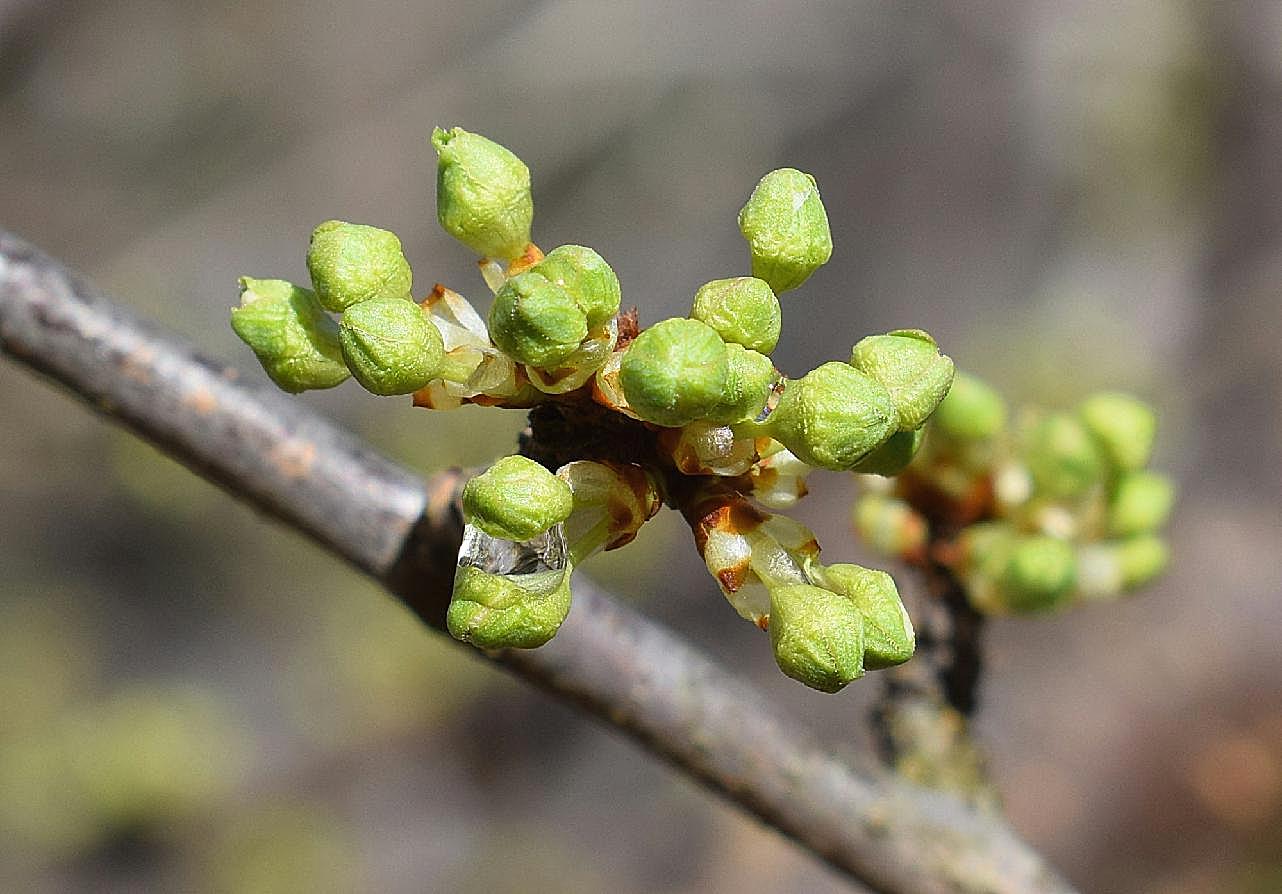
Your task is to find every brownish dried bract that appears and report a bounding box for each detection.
[503,243,546,277]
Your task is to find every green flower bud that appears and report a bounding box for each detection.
[820,564,914,669]
[1115,534,1170,589]
[488,271,589,369]
[338,297,444,395]
[462,455,573,542]
[849,329,955,432]
[305,220,413,312]
[1000,535,1077,612]
[432,126,533,261]
[620,318,729,427]
[690,277,781,354]
[1025,413,1104,499]
[850,428,924,477]
[769,583,865,692]
[1078,392,1158,472]
[1108,470,1175,537]
[933,371,1006,441]
[447,564,571,649]
[531,245,621,329]
[706,343,776,424]
[756,362,897,471]
[737,168,833,293]
[852,493,928,560]
[230,278,350,393]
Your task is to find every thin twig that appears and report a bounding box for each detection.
[0,230,1077,894]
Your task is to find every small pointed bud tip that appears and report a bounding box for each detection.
[738,168,833,294]
[620,318,729,427]
[306,220,413,312]
[488,271,589,369]
[690,277,781,354]
[462,455,574,542]
[339,297,444,395]
[769,583,865,692]
[230,278,349,393]
[433,126,533,261]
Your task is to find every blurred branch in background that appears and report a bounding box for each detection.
[0,230,1079,893]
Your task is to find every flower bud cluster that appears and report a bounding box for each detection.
[232,126,959,691]
[853,373,1174,614]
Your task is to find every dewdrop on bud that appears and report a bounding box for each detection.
[1108,470,1175,537]
[620,318,729,427]
[748,362,897,471]
[488,272,589,369]
[230,278,350,392]
[339,297,444,395]
[306,220,412,312]
[849,329,955,432]
[933,371,1007,442]
[432,126,533,261]
[768,584,865,692]
[531,245,621,329]
[690,277,781,354]
[818,564,914,669]
[1078,392,1158,472]
[737,168,833,294]
[462,455,574,542]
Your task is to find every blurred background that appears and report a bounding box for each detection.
[2,1,1281,891]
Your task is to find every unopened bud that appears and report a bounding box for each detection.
[432,126,533,261]
[820,564,914,669]
[462,455,574,542]
[339,297,444,395]
[620,318,729,427]
[1078,391,1157,472]
[754,362,897,471]
[690,277,781,354]
[306,220,412,312]
[531,245,621,329]
[447,564,571,649]
[769,583,865,692]
[933,371,1006,442]
[737,168,832,294]
[488,272,588,369]
[230,277,349,392]
[849,329,955,432]
[1025,413,1104,499]
[1108,470,1175,537]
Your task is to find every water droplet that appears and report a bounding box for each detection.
[458,523,570,594]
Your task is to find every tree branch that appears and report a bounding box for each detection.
[0,230,1077,894]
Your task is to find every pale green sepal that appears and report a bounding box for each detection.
[306,220,413,312]
[820,564,914,669]
[447,564,572,649]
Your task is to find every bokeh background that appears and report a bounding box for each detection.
[2,1,1281,891]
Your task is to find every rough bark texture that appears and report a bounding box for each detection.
[0,230,1077,894]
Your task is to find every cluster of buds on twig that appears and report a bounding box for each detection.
[853,373,1174,614]
[232,127,957,691]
